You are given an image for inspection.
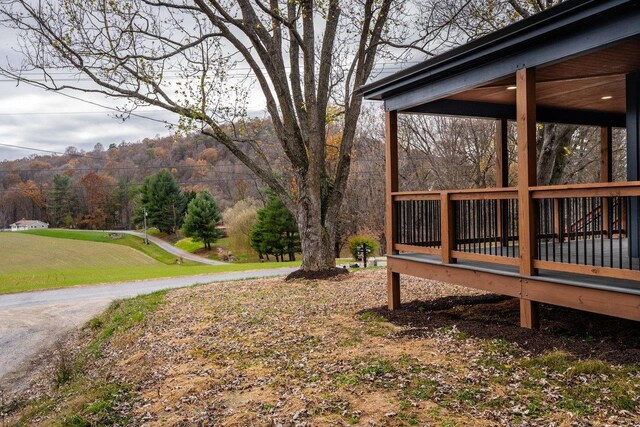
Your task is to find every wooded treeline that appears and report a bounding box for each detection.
[0,108,627,257]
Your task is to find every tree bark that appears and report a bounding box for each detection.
[536,124,577,185]
[296,185,336,271]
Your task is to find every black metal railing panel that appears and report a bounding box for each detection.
[535,196,635,269]
[395,199,442,248]
[453,198,519,258]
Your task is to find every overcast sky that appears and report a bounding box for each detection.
[0,16,401,163]
[0,23,275,162]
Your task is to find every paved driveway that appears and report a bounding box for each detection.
[0,267,296,395]
[107,230,227,265]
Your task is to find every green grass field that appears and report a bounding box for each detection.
[0,232,300,294]
[23,229,185,264]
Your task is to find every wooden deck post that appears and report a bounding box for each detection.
[386,110,401,310]
[441,191,455,264]
[516,67,540,329]
[627,71,639,252]
[553,199,563,242]
[516,68,538,276]
[601,126,613,236]
[520,299,540,329]
[496,119,509,246]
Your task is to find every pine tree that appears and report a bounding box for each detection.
[181,190,222,250]
[135,169,186,234]
[49,174,73,227]
[250,192,300,262]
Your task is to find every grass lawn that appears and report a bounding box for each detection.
[23,229,184,264]
[174,236,231,255]
[175,236,301,263]
[0,232,300,294]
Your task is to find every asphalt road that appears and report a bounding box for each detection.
[0,267,296,395]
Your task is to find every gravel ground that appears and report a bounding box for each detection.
[6,269,640,426]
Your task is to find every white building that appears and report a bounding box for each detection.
[10,219,49,231]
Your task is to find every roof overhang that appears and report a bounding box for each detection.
[359,0,640,126]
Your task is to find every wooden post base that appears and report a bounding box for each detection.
[387,270,400,310]
[520,299,540,329]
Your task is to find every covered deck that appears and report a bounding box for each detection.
[360,0,640,327]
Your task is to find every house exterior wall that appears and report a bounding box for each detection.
[10,221,49,231]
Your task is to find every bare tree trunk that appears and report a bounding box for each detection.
[296,187,336,271]
[536,124,577,185]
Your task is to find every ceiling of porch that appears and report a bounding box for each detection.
[446,37,640,115]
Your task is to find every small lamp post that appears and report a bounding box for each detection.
[143,208,149,245]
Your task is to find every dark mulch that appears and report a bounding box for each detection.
[365,295,640,365]
[285,267,350,281]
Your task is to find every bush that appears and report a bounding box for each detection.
[223,198,260,257]
[348,234,379,260]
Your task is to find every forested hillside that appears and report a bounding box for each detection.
[0,110,626,256]
[0,119,276,229]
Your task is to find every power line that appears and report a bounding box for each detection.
[0,109,168,116]
[0,175,387,194]
[1,79,179,126]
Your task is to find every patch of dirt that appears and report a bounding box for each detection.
[374,295,640,364]
[285,266,349,281]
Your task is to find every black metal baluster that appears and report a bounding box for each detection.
[609,197,614,268]
[582,198,587,265]
[591,197,596,266]
[599,197,604,267]
[551,199,556,262]
[482,199,487,254]
[619,197,623,269]
[545,199,550,261]
[492,200,502,256]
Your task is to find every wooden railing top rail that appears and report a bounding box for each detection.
[530,181,640,199]
[393,181,640,201]
[392,187,518,201]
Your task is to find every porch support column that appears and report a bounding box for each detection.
[601,126,612,236]
[496,119,509,245]
[516,67,540,329]
[627,72,640,258]
[385,110,401,310]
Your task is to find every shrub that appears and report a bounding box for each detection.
[348,234,379,260]
[223,198,260,257]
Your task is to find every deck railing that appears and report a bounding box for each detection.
[392,182,640,282]
[531,182,639,281]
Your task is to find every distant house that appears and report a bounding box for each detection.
[10,219,49,231]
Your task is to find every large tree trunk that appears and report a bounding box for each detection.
[536,124,577,185]
[296,185,336,271]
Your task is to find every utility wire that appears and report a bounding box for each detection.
[0,79,179,126]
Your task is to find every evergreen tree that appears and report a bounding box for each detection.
[49,174,73,227]
[135,169,186,234]
[250,192,300,262]
[181,190,222,250]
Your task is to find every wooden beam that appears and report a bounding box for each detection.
[387,270,401,310]
[516,68,541,329]
[496,119,509,187]
[520,299,540,329]
[441,192,455,264]
[387,256,521,297]
[388,256,640,321]
[601,126,613,182]
[496,119,509,245]
[601,126,613,236]
[627,71,640,255]
[516,68,538,277]
[385,111,400,309]
[385,110,399,255]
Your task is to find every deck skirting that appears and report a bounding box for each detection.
[387,256,640,322]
